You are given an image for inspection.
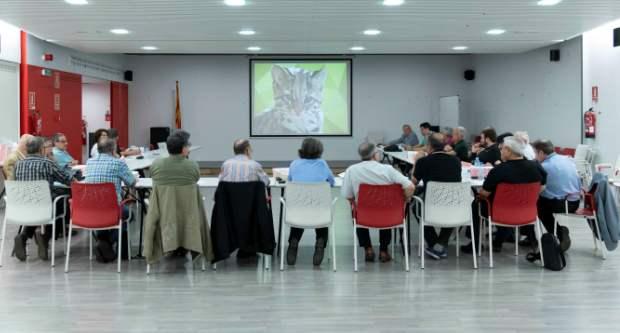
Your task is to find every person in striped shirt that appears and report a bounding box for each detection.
[219,139,269,186]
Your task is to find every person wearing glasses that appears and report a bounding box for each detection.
[52,133,78,169]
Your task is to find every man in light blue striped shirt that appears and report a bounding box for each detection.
[219,139,270,186]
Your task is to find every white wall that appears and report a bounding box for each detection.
[0,20,20,64]
[82,82,111,134]
[583,19,620,164]
[0,20,20,142]
[127,55,472,162]
[468,38,582,148]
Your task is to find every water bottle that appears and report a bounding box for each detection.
[473,157,482,179]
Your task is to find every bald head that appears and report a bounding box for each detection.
[17,134,34,153]
[233,139,251,156]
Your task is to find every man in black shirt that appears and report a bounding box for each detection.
[471,128,501,165]
[478,136,547,252]
[413,133,462,259]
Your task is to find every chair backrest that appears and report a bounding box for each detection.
[284,182,333,228]
[553,146,562,154]
[4,180,53,225]
[0,170,5,196]
[354,184,405,228]
[561,148,576,157]
[613,156,620,180]
[491,182,541,225]
[574,144,590,161]
[71,182,120,229]
[424,181,474,227]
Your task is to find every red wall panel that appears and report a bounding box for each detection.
[28,65,83,162]
[110,81,129,150]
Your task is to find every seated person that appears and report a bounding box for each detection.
[286,138,336,267]
[342,143,415,263]
[219,139,270,186]
[145,130,213,262]
[412,133,462,260]
[12,136,73,262]
[90,128,109,158]
[3,134,33,180]
[530,139,581,252]
[85,138,136,262]
[444,126,469,162]
[52,133,78,169]
[515,131,536,160]
[477,136,547,252]
[411,122,433,150]
[108,128,140,157]
[470,128,501,165]
[387,124,419,148]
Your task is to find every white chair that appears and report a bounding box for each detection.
[413,181,477,269]
[595,155,620,182]
[279,182,337,271]
[0,181,68,267]
[574,144,594,185]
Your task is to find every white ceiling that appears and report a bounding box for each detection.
[1,0,619,54]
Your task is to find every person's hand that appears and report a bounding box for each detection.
[70,160,79,166]
[444,145,453,152]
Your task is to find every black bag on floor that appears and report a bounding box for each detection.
[541,233,566,271]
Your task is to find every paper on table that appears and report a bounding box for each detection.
[272,168,289,180]
[338,172,346,178]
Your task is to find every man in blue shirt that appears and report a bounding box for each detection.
[532,140,581,252]
[286,138,335,266]
[52,133,77,169]
[388,124,419,147]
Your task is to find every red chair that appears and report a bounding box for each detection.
[554,147,562,154]
[553,187,606,259]
[482,183,544,268]
[561,148,576,157]
[350,184,409,272]
[64,183,132,273]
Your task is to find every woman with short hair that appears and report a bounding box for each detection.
[286,137,335,267]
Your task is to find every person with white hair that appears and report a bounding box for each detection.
[445,126,469,162]
[475,136,547,253]
[514,131,536,160]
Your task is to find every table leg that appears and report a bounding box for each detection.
[133,188,147,259]
[277,187,285,257]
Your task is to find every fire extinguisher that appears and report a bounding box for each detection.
[584,108,596,139]
[81,119,88,145]
[105,110,111,122]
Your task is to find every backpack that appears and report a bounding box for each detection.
[541,233,566,271]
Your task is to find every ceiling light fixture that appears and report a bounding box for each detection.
[141,46,158,51]
[363,29,382,36]
[110,28,130,35]
[224,0,246,6]
[551,39,565,43]
[247,46,261,51]
[65,0,88,5]
[452,46,468,51]
[350,46,366,51]
[487,29,506,35]
[537,0,562,6]
[239,29,256,36]
[382,0,404,6]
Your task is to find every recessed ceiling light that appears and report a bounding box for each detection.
[110,28,130,35]
[141,46,158,51]
[350,46,366,51]
[487,29,506,35]
[247,46,261,51]
[239,29,256,36]
[224,0,246,6]
[537,0,562,6]
[65,0,88,5]
[363,29,382,36]
[383,0,404,6]
[46,39,58,43]
[551,39,565,43]
[452,46,468,51]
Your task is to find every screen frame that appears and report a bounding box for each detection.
[249,58,353,138]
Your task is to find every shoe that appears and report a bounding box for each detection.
[13,234,27,262]
[286,239,299,265]
[492,240,503,253]
[312,238,326,266]
[425,247,441,260]
[435,244,448,259]
[518,236,534,247]
[96,240,116,263]
[460,242,480,254]
[364,247,375,262]
[379,251,392,263]
[34,230,49,261]
[559,226,571,252]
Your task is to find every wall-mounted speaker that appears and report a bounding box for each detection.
[550,49,561,62]
[614,27,620,47]
[124,70,133,81]
[464,69,476,81]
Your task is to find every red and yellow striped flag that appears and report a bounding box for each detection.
[175,81,182,129]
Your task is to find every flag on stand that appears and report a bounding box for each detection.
[175,81,182,129]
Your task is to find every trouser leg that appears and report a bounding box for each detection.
[436,228,454,247]
[424,226,439,248]
[289,227,304,242]
[379,230,392,252]
[315,227,328,245]
[356,228,371,248]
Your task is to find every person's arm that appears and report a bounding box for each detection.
[387,135,403,146]
[390,167,415,199]
[341,170,354,200]
[119,162,137,187]
[411,159,424,185]
[191,161,200,182]
[479,169,498,199]
[322,160,336,187]
[218,161,229,180]
[51,162,73,185]
[254,162,270,186]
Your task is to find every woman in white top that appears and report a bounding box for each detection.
[515,131,536,160]
[90,128,109,157]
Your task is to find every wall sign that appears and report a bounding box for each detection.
[54,72,61,89]
[592,86,599,102]
[28,91,36,110]
[54,93,61,111]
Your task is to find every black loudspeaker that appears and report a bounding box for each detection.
[614,27,620,47]
[464,69,475,81]
[150,127,170,148]
[124,70,133,81]
[550,49,560,62]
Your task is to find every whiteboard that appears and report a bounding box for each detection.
[439,96,460,129]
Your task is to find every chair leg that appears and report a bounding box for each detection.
[456,229,460,257]
[280,225,286,271]
[593,216,606,259]
[201,256,206,271]
[402,223,409,272]
[146,263,150,274]
[0,218,7,267]
[515,227,519,257]
[117,224,122,273]
[331,225,337,272]
[488,220,494,268]
[478,218,484,257]
[127,221,131,262]
[264,254,270,271]
[470,221,478,269]
[51,222,56,267]
[62,220,66,255]
[353,221,358,272]
[391,229,395,256]
[420,220,425,269]
[535,220,545,267]
[64,224,73,273]
[89,231,93,261]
